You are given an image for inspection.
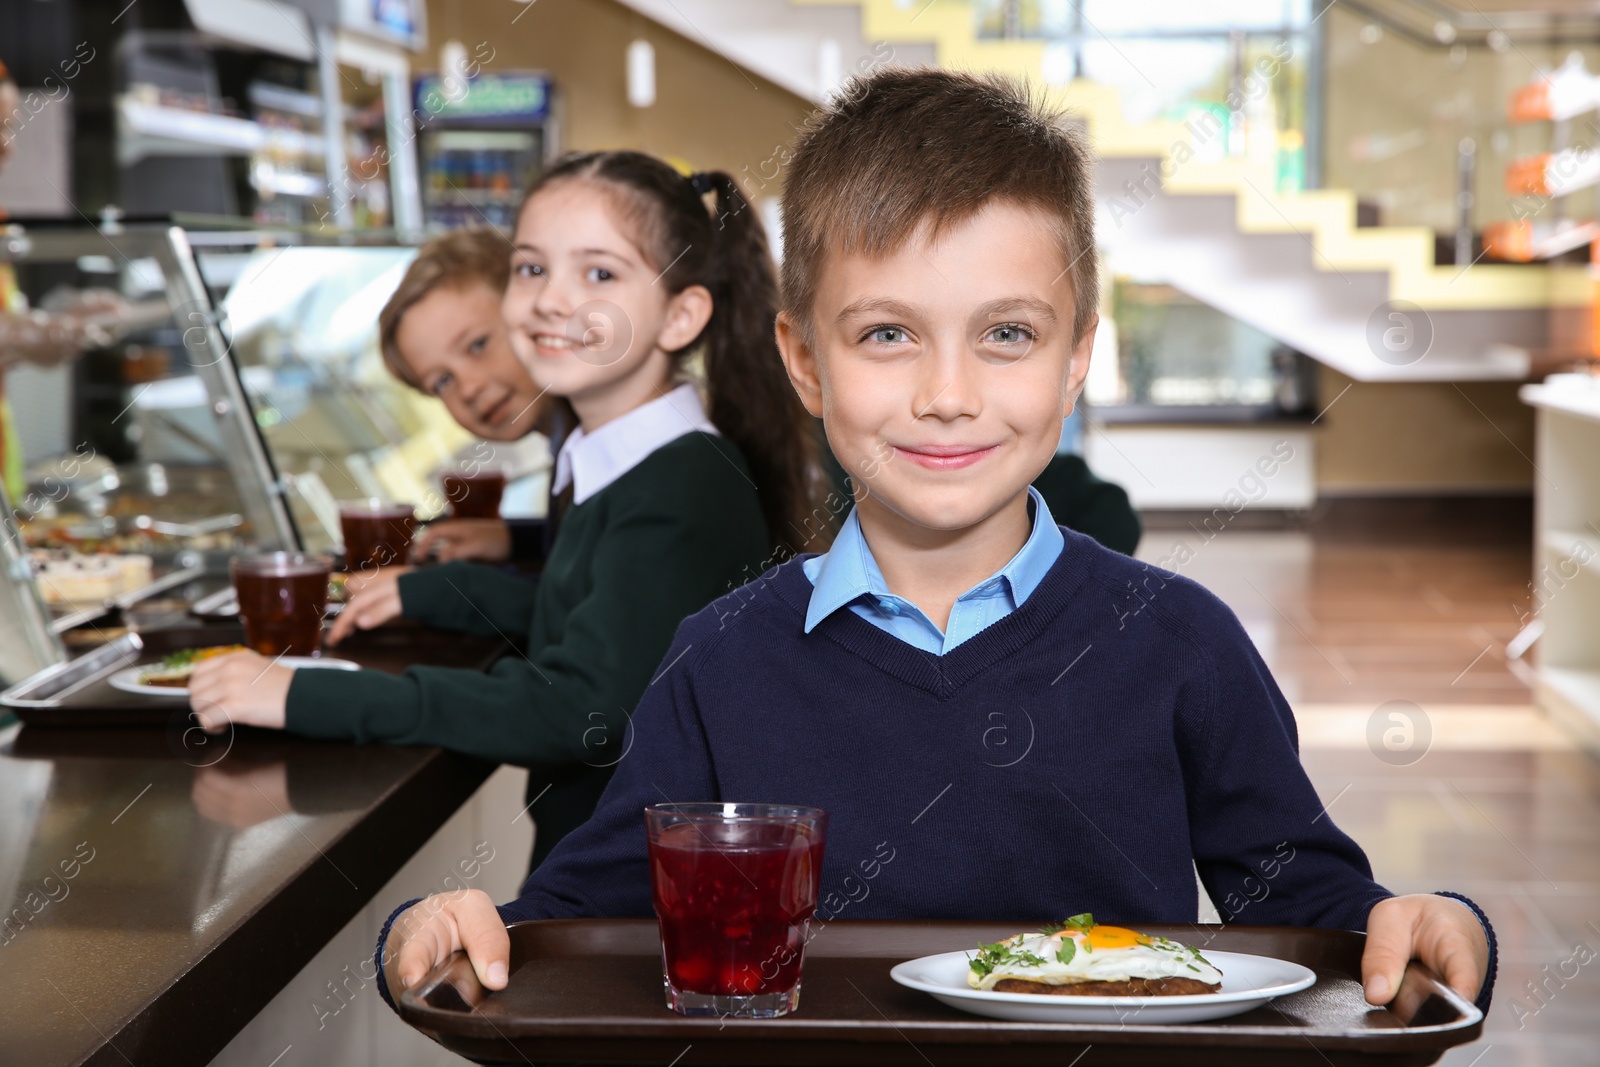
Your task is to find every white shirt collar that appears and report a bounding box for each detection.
[552,382,719,504]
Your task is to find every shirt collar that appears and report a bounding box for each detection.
[552,382,718,504]
[803,485,1064,633]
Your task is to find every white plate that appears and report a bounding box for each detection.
[108,657,361,698]
[889,948,1316,1025]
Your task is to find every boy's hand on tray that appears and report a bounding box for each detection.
[188,651,292,732]
[414,519,511,564]
[385,889,511,995]
[1362,894,1489,1007]
[328,567,410,646]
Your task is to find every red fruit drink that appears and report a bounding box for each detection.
[645,804,827,1018]
[230,552,332,656]
[442,469,506,519]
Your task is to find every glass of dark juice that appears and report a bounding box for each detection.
[230,552,333,657]
[645,802,827,1018]
[338,499,417,574]
[441,468,506,519]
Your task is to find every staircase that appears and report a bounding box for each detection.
[615,0,1589,383]
[609,0,933,103]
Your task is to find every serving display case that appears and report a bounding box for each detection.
[0,221,487,687]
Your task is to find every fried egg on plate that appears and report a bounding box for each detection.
[967,914,1223,992]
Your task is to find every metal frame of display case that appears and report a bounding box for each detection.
[2,221,432,658]
[5,222,300,548]
[0,478,68,678]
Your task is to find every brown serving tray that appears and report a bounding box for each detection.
[399,919,1483,1066]
[3,622,513,728]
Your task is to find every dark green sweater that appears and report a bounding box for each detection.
[1030,452,1142,555]
[285,432,770,866]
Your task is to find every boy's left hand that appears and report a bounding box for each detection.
[188,651,294,733]
[1362,894,1488,1007]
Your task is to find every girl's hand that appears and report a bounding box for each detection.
[414,519,512,563]
[328,566,410,645]
[383,889,510,996]
[1361,894,1489,1007]
[188,651,294,732]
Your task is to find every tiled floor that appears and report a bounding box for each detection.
[1138,502,1600,1066]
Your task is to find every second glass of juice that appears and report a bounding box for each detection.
[645,802,827,1019]
[441,468,506,519]
[231,552,332,657]
[338,499,417,573]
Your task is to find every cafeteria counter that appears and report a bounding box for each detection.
[0,626,535,1067]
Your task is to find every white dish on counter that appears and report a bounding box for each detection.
[108,657,360,697]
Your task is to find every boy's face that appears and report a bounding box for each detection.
[778,201,1095,538]
[396,281,544,442]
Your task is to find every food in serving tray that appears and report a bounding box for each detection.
[137,645,248,687]
[968,913,1223,995]
[29,550,153,605]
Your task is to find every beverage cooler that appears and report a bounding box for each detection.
[415,73,557,231]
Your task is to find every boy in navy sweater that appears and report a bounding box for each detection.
[378,68,1496,1016]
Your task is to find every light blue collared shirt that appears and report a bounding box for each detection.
[802,486,1065,655]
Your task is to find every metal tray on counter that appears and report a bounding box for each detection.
[399,919,1483,1067]
[2,622,513,728]
[1,632,147,709]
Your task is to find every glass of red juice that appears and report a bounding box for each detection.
[441,468,506,519]
[230,552,332,657]
[645,802,827,1018]
[338,499,417,574]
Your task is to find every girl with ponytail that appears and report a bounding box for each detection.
[190,150,815,873]
[500,152,819,546]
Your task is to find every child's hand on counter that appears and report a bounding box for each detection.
[383,889,511,996]
[1361,894,1489,1007]
[328,567,411,646]
[413,519,512,564]
[188,651,293,732]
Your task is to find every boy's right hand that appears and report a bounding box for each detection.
[384,889,510,997]
[414,519,512,563]
[327,567,410,645]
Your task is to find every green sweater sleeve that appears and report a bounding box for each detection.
[396,562,538,639]
[285,447,767,767]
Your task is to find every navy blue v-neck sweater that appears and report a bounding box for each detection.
[383,527,1498,1013]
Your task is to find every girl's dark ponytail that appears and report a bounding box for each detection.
[521,152,823,553]
[697,170,822,554]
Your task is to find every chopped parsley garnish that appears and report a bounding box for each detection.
[969,940,1049,977]
[1040,913,1096,935]
[1055,939,1076,966]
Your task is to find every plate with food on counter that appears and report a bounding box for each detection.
[108,646,359,697]
[889,913,1316,1024]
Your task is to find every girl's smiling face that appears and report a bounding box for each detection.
[394,281,543,442]
[778,201,1096,540]
[501,180,711,429]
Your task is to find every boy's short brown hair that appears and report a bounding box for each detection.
[379,227,511,390]
[780,67,1098,345]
